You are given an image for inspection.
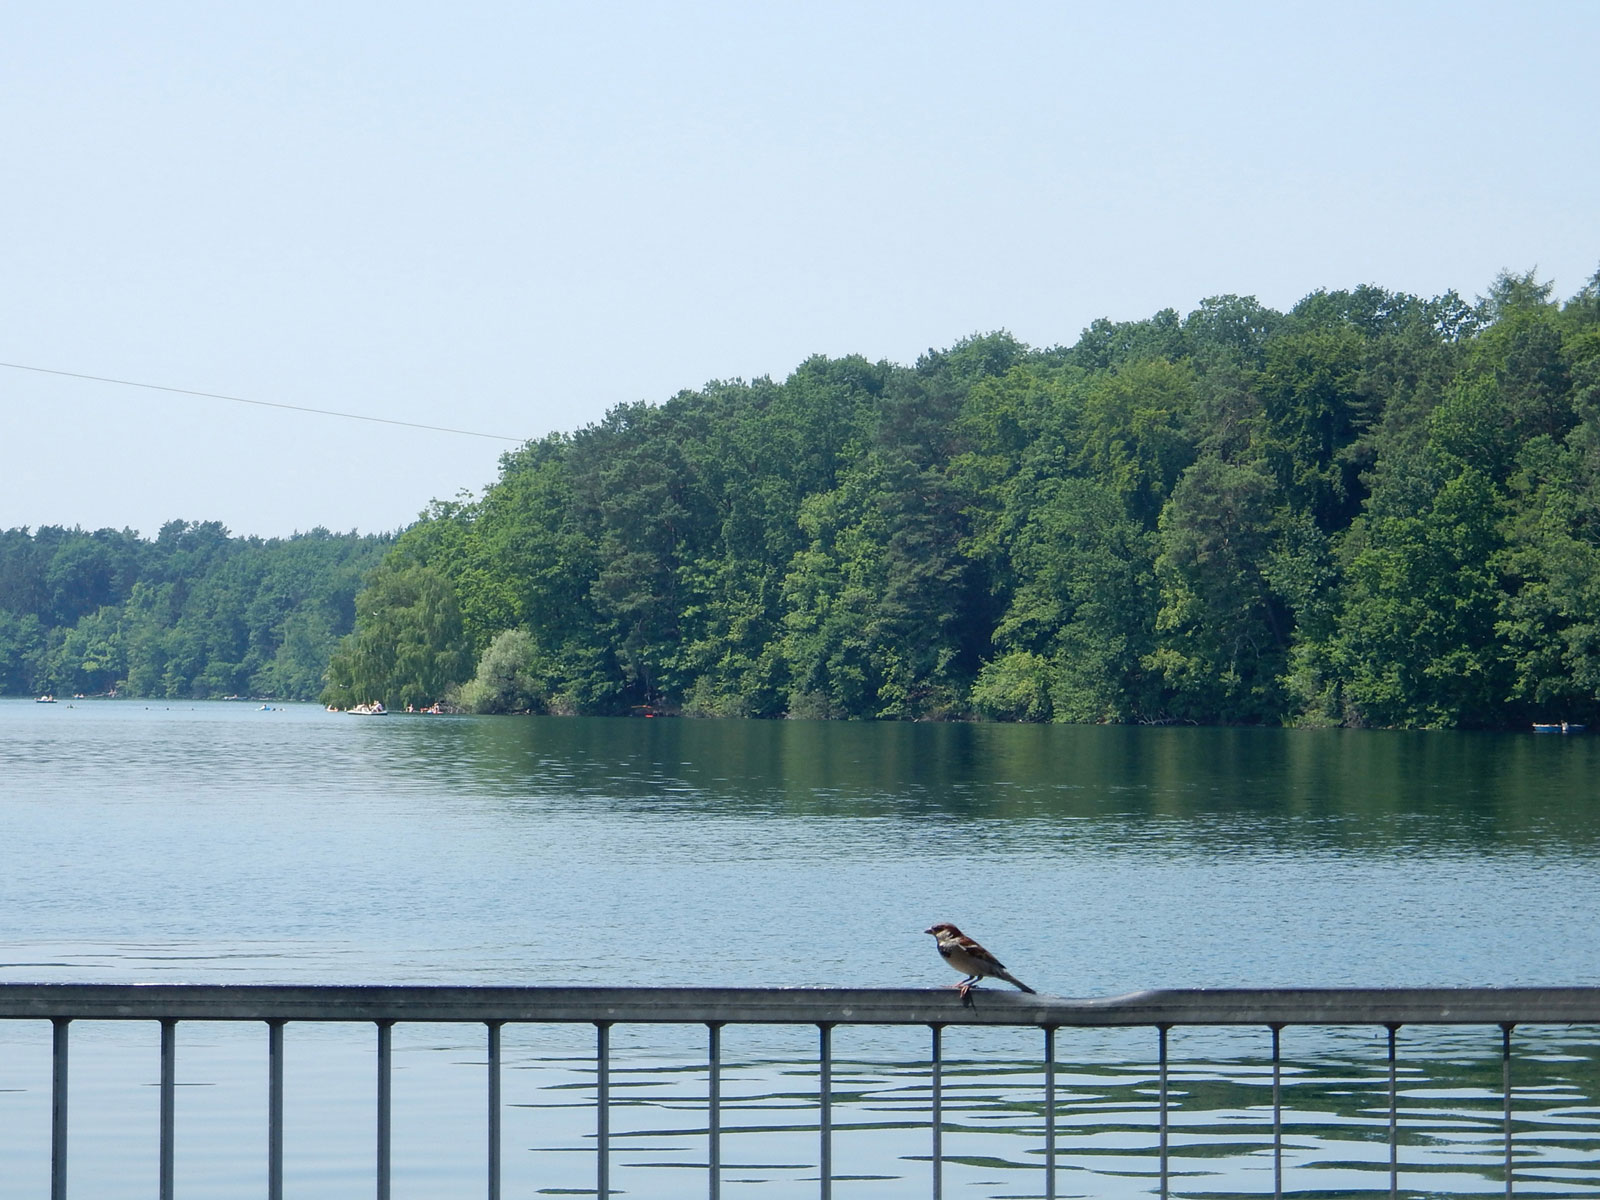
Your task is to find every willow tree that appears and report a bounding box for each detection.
[322,563,471,709]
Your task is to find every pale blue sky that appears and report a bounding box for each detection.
[3,1,1596,539]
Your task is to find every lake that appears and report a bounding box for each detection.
[3,699,1599,1196]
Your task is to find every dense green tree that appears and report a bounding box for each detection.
[323,563,471,710]
[1493,287,1600,720]
[250,607,339,699]
[119,580,175,696]
[43,606,126,695]
[1253,325,1376,530]
[43,529,145,625]
[1331,464,1509,727]
[1073,358,1198,527]
[972,478,1159,722]
[778,472,892,718]
[1147,456,1291,723]
[1183,294,1282,368]
[455,628,546,714]
[1064,308,1186,371]
[0,611,44,693]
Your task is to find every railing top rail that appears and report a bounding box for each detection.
[3,984,1600,1026]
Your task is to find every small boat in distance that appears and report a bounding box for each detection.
[1533,722,1587,733]
[35,694,57,703]
[347,701,388,716]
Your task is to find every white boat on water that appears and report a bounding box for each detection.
[347,702,388,716]
[36,694,57,704]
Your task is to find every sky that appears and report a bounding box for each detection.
[3,1,1597,540]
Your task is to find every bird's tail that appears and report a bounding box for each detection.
[1000,970,1035,994]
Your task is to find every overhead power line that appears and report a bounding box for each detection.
[0,361,526,443]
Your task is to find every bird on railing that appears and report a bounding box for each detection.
[925,923,1035,996]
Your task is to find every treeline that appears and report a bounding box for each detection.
[0,521,390,699]
[322,268,1600,728]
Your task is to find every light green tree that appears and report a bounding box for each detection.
[323,564,471,709]
[455,628,546,714]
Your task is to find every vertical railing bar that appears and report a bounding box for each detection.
[1044,1026,1056,1200]
[487,1021,502,1200]
[160,1018,176,1200]
[708,1023,722,1200]
[377,1020,393,1200]
[596,1021,611,1200]
[268,1020,285,1200]
[1271,1024,1282,1200]
[818,1022,833,1200]
[1502,1022,1514,1198]
[1388,1024,1399,1200]
[51,1017,69,1200]
[930,1025,943,1200]
[1158,1023,1169,1200]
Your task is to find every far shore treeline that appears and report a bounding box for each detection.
[7,269,1600,728]
[0,523,389,701]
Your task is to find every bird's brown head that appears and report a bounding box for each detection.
[925,923,961,938]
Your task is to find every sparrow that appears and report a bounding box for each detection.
[925,923,1035,996]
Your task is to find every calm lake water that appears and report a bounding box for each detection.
[3,699,1600,1197]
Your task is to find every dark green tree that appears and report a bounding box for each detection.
[1147,456,1291,723]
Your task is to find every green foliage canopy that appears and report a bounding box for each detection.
[27,269,1593,728]
[329,268,1600,728]
[0,524,388,700]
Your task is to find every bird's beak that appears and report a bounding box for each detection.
[923,926,935,935]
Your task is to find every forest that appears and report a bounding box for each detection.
[0,522,389,700]
[7,271,1595,726]
[319,268,1600,729]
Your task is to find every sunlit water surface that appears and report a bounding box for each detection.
[4,700,1600,1197]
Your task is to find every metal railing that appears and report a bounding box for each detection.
[4,983,1599,1199]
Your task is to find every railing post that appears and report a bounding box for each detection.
[596,1021,611,1200]
[160,1018,176,1200]
[487,1021,502,1200]
[1502,1023,1514,1198]
[1044,1026,1056,1200]
[377,1020,393,1200]
[1387,1024,1399,1200]
[708,1023,722,1200]
[1157,1023,1169,1200]
[268,1020,284,1200]
[818,1023,833,1200]
[930,1024,943,1200]
[1271,1024,1282,1200]
[51,1017,69,1200]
